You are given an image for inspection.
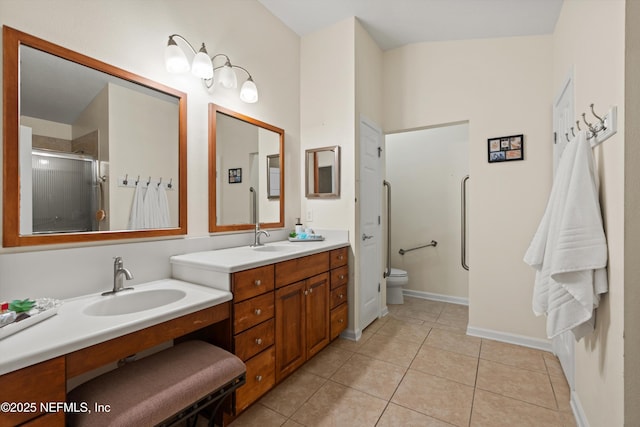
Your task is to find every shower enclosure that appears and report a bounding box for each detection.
[31,150,98,234]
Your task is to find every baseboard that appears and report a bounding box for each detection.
[466,326,553,352]
[339,327,360,342]
[402,289,469,306]
[570,390,589,427]
[381,306,389,317]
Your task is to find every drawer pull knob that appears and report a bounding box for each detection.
[255,279,262,286]
[339,275,345,280]
[304,290,308,296]
[339,294,344,299]
[256,375,263,382]
[338,255,344,260]
[255,338,263,345]
[254,308,262,316]
[309,288,313,294]
[338,319,344,323]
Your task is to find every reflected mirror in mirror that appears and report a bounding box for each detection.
[306,146,340,198]
[209,104,284,232]
[3,26,187,246]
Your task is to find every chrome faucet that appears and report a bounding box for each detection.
[249,187,269,247]
[102,256,134,295]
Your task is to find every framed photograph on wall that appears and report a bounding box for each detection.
[488,134,524,163]
[228,168,242,183]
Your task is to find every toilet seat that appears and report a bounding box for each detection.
[387,268,408,286]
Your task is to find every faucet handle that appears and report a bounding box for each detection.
[113,256,124,266]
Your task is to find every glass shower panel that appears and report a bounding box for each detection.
[31,151,97,233]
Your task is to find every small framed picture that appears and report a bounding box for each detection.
[488,134,524,163]
[228,168,242,183]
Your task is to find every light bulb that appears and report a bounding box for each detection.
[218,62,238,89]
[191,43,213,79]
[240,78,259,103]
[165,37,190,73]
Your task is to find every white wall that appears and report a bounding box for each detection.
[386,123,469,299]
[0,0,300,300]
[383,35,553,340]
[553,1,626,426]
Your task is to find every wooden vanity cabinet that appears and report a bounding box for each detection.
[329,247,349,339]
[0,356,65,427]
[230,265,276,412]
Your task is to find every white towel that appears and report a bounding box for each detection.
[127,181,145,230]
[524,130,608,340]
[142,183,161,229]
[157,183,171,228]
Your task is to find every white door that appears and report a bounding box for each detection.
[552,72,575,391]
[359,116,382,330]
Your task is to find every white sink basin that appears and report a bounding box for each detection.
[251,244,298,253]
[83,289,187,316]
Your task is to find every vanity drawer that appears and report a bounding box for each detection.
[331,265,349,289]
[330,285,348,309]
[234,293,274,333]
[0,356,65,427]
[234,318,275,361]
[233,265,275,302]
[275,252,329,288]
[330,247,348,269]
[330,303,348,340]
[235,347,275,412]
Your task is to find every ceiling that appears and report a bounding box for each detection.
[257,0,563,50]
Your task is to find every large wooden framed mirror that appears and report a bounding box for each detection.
[3,26,187,247]
[209,104,284,232]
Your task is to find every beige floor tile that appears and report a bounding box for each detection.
[356,333,422,367]
[302,345,354,378]
[425,328,481,358]
[403,297,447,314]
[544,353,565,376]
[363,316,389,333]
[392,369,474,426]
[410,345,478,386]
[376,403,454,427]
[388,308,432,324]
[476,359,557,409]
[560,409,578,427]
[228,403,288,427]
[330,353,406,400]
[291,381,387,427]
[470,389,563,427]
[282,420,304,427]
[436,307,469,329]
[480,339,547,372]
[259,370,327,417]
[329,328,373,352]
[375,317,432,344]
[550,374,571,412]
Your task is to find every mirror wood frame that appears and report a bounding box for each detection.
[2,26,188,247]
[208,103,284,232]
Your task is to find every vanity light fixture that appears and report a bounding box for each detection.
[165,34,259,103]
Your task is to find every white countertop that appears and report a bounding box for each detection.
[170,234,350,274]
[0,279,232,376]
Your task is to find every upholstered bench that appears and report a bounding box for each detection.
[67,340,246,427]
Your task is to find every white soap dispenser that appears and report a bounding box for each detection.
[295,218,304,235]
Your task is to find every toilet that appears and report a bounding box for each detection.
[386,268,409,305]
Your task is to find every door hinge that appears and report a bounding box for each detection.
[553,131,557,144]
[377,146,382,157]
[378,283,381,292]
[378,215,381,225]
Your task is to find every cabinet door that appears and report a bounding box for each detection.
[306,272,330,358]
[275,280,306,382]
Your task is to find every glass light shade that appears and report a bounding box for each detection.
[218,64,238,89]
[240,78,259,103]
[165,43,190,74]
[191,50,213,79]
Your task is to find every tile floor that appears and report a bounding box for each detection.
[228,297,576,427]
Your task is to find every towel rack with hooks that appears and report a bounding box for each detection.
[117,175,174,190]
[561,103,617,148]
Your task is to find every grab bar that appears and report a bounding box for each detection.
[461,175,469,271]
[383,180,391,278]
[399,240,438,255]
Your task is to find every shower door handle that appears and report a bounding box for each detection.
[461,175,469,271]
